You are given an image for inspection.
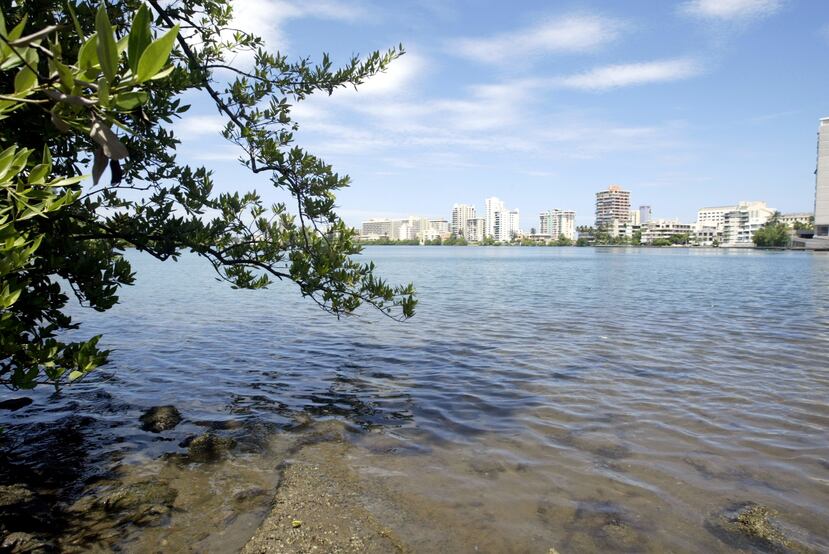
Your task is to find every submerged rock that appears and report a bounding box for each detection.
[68,479,178,533]
[0,397,33,411]
[1,531,54,553]
[708,501,814,553]
[187,433,236,462]
[0,484,34,508]
[139,405,182,433]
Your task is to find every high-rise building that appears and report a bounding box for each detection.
[639,205,652,224]
[451,204,476,237]
[466,217,486,242]
[484,197,505,239]
[628,210,641,226]
[539,210,577,240]
[484,197,519,241]
[816,117,829,237]
[595,185,631,228]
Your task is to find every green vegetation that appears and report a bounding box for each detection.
[753,212,791,247]
[0,2,415,392]
[793,216,814,231]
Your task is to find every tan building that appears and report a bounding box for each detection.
[815,117,829,237]
[595,185,631,229]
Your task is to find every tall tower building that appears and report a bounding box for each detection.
[451,204,476,237]
[816,117,829,237]
[485,197,505,240]
[595,185,631,229]
[639,205,652,225]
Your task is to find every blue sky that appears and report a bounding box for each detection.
[173,0,829,227]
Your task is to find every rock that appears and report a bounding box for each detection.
[708,501,812,553]
[99,480,178,513]
[0,397,33,411]
[1,531,54,553]
[139,405,182,433]
[187,433,236,462]
[0,484,34,508]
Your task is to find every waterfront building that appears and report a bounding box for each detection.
[451,204,476,237]
[466,217,486,242]
[779,212,814,228]
[697,205,734,229]
[816,117,829,237]
[640,219,693,244]
[484,197,520,242]
[429,219,450,236]
[639,205,652,225]
[361,219,397,240]
[628,210,641,226]
[595,185,631,229]
[539,210,577,240]
[721,201,776,246]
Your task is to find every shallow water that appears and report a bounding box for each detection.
[2,246,829,552]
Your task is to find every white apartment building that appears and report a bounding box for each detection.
[640,219,693,244]
[451,204,476,237]
[484,197,520,242]
[721,201,776,246]
[466,217,486,242]
[696,206,734,229]
[628,210,641,226]
[816,117,829,237]
[361,217,451,242]
[539,209,577,240]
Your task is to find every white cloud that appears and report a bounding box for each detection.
[228,0,367,55]
[173,115,226,139]
[449,14,625,64]
[558,58,702,91]
[680,0,782,20]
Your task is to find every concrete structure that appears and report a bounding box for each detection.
[816,117,829,237]
[539,210,577,241]
[484,197,505,240]
[466,217,486,243]
[595,185,631,229]
[640,219,693,244]
[628,210,641,226]
[639,205,652,225]
[361,216,450,242]
[451,204,476,237]
[721,201,776,246]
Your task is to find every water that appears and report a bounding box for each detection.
[2,246,829,552]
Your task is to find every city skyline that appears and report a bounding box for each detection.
[170,1,827,229]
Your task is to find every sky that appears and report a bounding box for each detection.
[173,0,829,228]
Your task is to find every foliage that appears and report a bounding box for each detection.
[651,238,672,247]
[0,1,415,392]
[753,216,791,248]
[792,216,814,231]
[554,234,573,246]
[442,234,467,246]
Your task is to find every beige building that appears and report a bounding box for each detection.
[779,212,813,228]
[465,217,486,242]
[640,219,692,244]
[721,201,776,246]
[451,204,476,237]
[539,209,577,240]
[595,185,631,229]
[816,117,829,237]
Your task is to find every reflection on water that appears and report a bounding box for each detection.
[2,247,829,552]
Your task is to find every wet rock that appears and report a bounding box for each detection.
[1,531,54,553]
[0,484,34,508]
[139,405,182,433]
[0,397,33,411]
[708,501,812,553]
[187,433,236,462]
[99,480,177,513]
[233,487,270,504]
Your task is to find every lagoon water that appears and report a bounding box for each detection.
[3,246,829,552]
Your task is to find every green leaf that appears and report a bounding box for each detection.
[54,59,74,90]
[128,4,153,73]
[14,66,37,92]
[113,91,148,110]
[68,370,83,382]
[28,163,49,185]
[95,4,118,82]
[78,33,98,69]
[136,24,179,83]
[66,1,85,40]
